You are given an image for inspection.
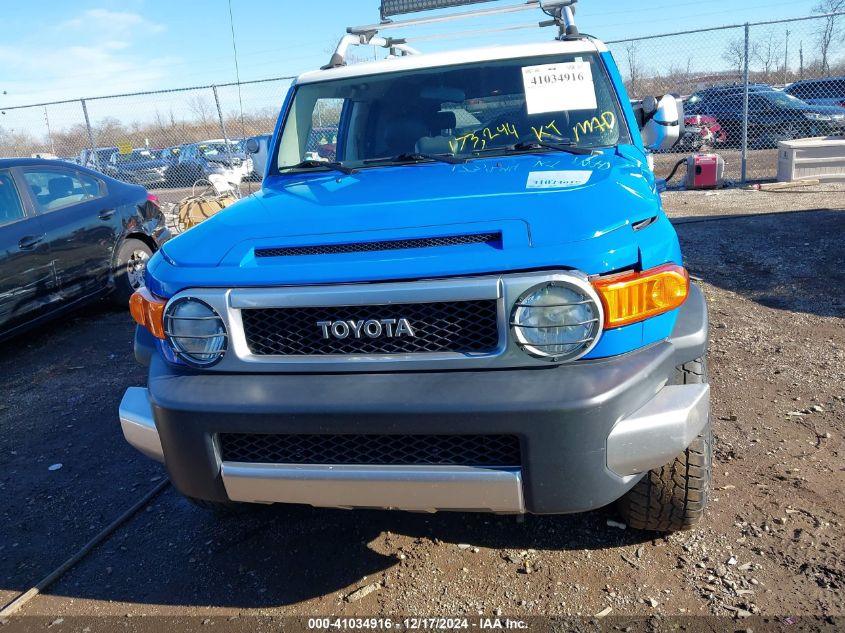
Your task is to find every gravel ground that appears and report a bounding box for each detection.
[0,186,843,627]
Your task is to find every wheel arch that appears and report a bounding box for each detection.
[124,231,159,254]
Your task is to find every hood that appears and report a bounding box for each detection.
[205,152,248,165]
[153,148,678,293]
[121,159,169,172]
[804,104,845,116]
[783,102,845,115]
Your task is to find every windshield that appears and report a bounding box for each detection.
[275,53,630,172]
[199,142,239,157]
[761,90,806,107]
[116,150,157,163]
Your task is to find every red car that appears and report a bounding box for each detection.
[682,114,727,150]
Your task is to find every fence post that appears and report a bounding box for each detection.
[741,23,750,184]
[211,84,236,176]
[80,98,98,169]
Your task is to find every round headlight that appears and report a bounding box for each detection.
[164,298,227,367]
[511,280,603,361]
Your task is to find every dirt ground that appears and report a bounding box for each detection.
[0,184,843,629]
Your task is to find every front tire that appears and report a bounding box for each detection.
[112,238,153,306]
[616,358,712,532]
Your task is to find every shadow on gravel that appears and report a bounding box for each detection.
[674,209,845,318]
[25,490,653,609]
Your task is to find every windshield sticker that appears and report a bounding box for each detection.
[522,62,597,115]
[526,170,592,189]
[572,112,616,143]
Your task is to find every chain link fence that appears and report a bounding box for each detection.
[2,12,845,190]
[0,77,294,203]
[608,12,845,183]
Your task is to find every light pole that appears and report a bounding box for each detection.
[44,106,56,156]
[783,30,790,86]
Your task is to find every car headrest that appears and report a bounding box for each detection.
[432,111,457,132]
[48,177,74,199]
[380,118,430,155]
[416,136,455,156]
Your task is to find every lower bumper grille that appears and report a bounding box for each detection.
[219,434,522,467]
[240,300,499,356]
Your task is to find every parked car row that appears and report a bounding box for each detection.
[680,79,845,149]
[165,139,254,186]
[64,139,262,189]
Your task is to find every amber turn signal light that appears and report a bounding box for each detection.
[592,264,689,329]
[129,287,167,339]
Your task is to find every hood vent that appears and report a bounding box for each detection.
[254,232,502,258]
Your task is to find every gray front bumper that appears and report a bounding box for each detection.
[118,379,709,512]
[119,387,164,463]
[121,283,709,514]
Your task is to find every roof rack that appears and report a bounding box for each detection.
[323,0,579,69]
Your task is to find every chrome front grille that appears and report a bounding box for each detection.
[162,271,603,372]
[241,300,499,356]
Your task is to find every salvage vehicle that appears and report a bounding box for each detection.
[0,158,170,341]
[167,140,253,188]
[120,0,712,533]
[105,149,171,188]
[685,85,845,147]
[79,146,118,171]
[680,114,726,151]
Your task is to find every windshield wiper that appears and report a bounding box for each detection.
[363,152,467,166]
[280,159,357,175]
[474,141,597,157]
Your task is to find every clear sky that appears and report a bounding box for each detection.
[0,0,825,109]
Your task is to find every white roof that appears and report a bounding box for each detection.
[296,38,608,85]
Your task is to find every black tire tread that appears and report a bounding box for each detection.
[112,238,152,307]
[617,358,712,533]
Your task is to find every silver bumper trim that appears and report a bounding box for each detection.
[119,387,164,463]
[221,463,525,513]
[607,384,710,477]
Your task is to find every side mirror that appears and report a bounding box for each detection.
[641,94,685,152]
[245,138,260,154]
[641,96,658,117]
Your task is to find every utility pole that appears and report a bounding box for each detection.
[741,23,751,184]
[44,106,56,156]
[799,41,804,80]
[783,29,790,85]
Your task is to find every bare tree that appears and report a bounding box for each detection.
[624,41,641,96]
[94,116,128,144]
[187,95,213,125]
[753,29,785,78]
[814,0,845,73]
[722,38,747,75]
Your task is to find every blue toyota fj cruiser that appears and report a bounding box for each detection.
[121,1,711,532]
